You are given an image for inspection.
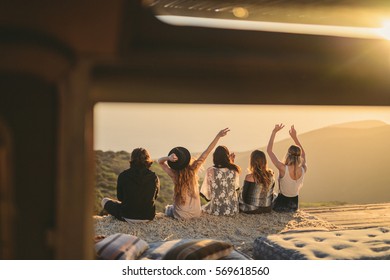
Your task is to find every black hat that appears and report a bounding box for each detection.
[167,147,191,170]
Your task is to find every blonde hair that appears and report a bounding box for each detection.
[284,145,302,178]
[249,150,274,192]
[173,159,199,206]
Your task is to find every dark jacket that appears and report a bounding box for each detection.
[117,166,159,220]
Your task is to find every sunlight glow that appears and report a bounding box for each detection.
[232,7,249,19]
[377,20,390,40]
[94,103,390,158]
[157,16,387,40]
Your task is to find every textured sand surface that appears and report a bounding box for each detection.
[94,210,339,257]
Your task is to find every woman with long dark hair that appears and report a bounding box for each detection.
[200,145,241,216]
[267,124,307,212]
[239,150,275,214]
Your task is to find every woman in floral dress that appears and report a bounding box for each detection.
[200,146,241,216]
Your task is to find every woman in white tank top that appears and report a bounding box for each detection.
[267,124,307,212]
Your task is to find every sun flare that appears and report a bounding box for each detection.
[378,20,390,40]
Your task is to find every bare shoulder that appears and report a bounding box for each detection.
[245,173,255,182]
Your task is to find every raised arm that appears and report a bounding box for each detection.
[195,128,230,168]
[158,153,178,179]
[266,124,286,172]
[289,125,307,171]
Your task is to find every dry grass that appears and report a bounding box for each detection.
[94,210,339,257]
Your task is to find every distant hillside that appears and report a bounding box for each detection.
[228,120,390,204]
[331,120,387,129]
[95,120,390,213]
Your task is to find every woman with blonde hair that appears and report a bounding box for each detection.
[200,145,241,216]
[267,124,307,212]
[158,128,230,219]
[239,150,275,214]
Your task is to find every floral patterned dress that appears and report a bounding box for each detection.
[200,167,240,216]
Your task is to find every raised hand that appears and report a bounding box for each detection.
[168,153,178,162]
[289,125,297,139]
[267,123,285,171]
[217,128,230,138]
[273,123,285,133]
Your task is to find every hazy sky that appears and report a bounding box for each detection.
[94,103,390,158]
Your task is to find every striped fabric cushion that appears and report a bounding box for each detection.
[95,233,149,260]
[163,239,233,260]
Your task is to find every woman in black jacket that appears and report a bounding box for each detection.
[101,148,160,222]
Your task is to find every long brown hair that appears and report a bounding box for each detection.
[284,145,302,178]
[249,150,274,191]
[173,159,199,206]
[213,145,241,173]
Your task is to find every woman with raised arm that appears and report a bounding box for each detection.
[158,128,230,219]
[200,145,241,216]
[267,124,307,212]
[239,150,275,214]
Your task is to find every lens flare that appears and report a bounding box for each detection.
[232,7,249,19]
[378,20,390,40]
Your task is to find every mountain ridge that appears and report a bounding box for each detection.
[199,120,390,204]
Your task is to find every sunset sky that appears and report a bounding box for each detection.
[94,103,390,158]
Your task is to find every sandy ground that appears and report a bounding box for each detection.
[304,203,390,230]
[94,210,339,257]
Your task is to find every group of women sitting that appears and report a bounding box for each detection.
[101,124,307,223]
